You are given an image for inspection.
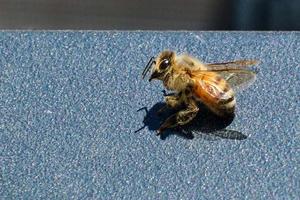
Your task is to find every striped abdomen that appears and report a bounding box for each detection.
[192,72,236,116]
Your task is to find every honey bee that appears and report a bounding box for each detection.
[142,50,258,135]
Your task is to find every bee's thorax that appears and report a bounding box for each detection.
[163,69,190,92]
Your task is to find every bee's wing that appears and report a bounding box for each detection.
[206,60,259,70]
[204,60,259,91]
[217,70,257,92]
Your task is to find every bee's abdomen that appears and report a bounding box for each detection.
[193,77,236,116]
[208,86,236,117]
[217,88,236,116]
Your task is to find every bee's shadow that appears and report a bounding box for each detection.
[135,102,247,140]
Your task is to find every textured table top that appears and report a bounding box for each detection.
[0,31,299,199]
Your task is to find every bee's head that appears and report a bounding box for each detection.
[142,50,175,82]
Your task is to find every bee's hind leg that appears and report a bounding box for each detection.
[157,100,199,135]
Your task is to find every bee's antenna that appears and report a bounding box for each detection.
[142,57,155,79]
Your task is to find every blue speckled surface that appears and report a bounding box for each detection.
[0,31,299,199]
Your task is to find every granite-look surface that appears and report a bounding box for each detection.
[0,32,299,199]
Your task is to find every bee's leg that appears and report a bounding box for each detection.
[162,90,176,97]
[157,92,183,115]
[157,100,199,135]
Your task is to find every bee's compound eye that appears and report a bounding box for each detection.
[159,59,170,70]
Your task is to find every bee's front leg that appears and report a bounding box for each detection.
[157,99,199,135]
[157,92,183,115]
